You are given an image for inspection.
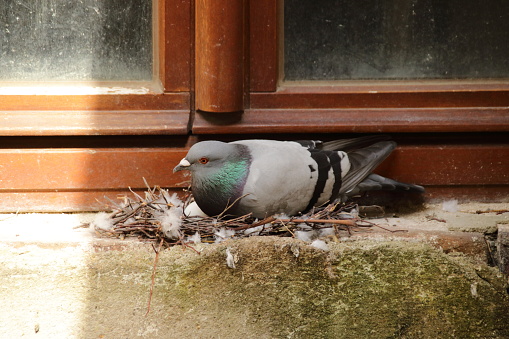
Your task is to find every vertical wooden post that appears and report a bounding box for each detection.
[195,0,245,113]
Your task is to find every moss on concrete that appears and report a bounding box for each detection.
[2,237,508,338]
[157,237,509,338]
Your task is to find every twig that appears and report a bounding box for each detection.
[279,218,356,226]
[146,238,164,316]
[359,219,408,233]
[475,209,509,215]
[216,193,251,219]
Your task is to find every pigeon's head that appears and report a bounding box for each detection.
[173,141,237,175]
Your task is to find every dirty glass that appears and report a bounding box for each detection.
[284,0,509,80]
[0,0,152,81]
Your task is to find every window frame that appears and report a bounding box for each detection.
[193,0,509,134]
[0,0,192,136]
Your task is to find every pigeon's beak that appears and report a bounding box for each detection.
[173,158,191,173]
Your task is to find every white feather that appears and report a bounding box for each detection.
[319,227,335,237]
[243,225,264,236]
[92,212,114,231]
[311,239,329,251]
[226,248,236,269]
[161,207,183,239]
[187,232,202,244]
[295,230,318,242]
[214,227,235,243]
[442,199,458,213]
[167,192,184,207]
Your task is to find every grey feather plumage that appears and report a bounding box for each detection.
[173,137,424,218]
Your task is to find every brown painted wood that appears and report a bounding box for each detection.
[249,0,279,92]
[251,87,509,109]
[375,145,509,186]
[192,108,509,134]
[161,0,192,91]
[195,0,245,112]
[2,93,188,111]
[0,147,191,211]
[0,142,506,211]
[0,93,190,136]
[1,185,506,212]
[0,148,189,190]
[0,111,190,136]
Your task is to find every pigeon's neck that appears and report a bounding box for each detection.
[194,148,251,216]
[209,159,249,191]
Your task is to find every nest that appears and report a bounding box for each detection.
[91,184,393,248]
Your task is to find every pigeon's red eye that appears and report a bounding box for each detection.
[198,157,209,164]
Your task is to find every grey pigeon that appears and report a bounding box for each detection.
[173,136,424,218]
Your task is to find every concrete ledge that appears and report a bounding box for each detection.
[1,204,509,338]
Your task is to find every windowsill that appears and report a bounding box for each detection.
[278,79,509,93]
[0,81,164,95]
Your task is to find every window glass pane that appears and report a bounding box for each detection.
[1,0,152,81]
[284,0,509,80]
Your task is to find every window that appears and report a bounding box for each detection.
[0,0,191,136]
[1,0,153,83]
[193,0,509,134]
[284,0,509,81]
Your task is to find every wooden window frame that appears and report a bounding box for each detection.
[193,0,509,134]
[0,0,192,136]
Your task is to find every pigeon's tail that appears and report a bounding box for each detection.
[356,173,425,193]
[322,135,391,152]
[339,141,397,195]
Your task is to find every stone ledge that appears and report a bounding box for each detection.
[1,204,509,338]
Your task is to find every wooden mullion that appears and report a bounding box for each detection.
[195,0,246,112]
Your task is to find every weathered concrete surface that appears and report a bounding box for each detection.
[1,205,508,338]
[1,238,508,338]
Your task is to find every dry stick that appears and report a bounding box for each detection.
[229,216,276,231]
[129,186,145,201]
[359,219,408,233]
[474,209,509,214]
[232,216,355,231]
[146,238,164,316]
[216,193,251,219]
[279,218,356,226]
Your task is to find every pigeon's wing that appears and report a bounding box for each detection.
[233,140,319,217]
[321,135,391,152]
[339,141,396,195]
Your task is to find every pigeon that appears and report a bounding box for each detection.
[173,136,424,219]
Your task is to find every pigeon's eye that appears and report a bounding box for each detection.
[198,157,209,164]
